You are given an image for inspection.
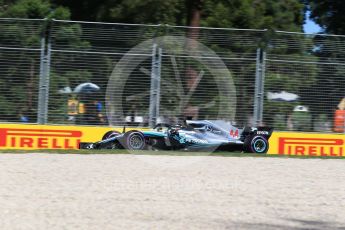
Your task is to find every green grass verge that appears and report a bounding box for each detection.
[0,149,344,159]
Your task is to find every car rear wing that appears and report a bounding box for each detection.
[242,126,274,139]
[255,127,274,138]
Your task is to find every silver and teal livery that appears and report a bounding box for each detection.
[79,120,273,153]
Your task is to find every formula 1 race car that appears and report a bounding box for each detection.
[79,120,273,153]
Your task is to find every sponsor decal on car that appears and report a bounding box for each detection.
[257,131,269,135]
[230,129,239,138]
[187,138,208,144]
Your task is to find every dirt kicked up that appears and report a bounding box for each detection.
[0,153,344,230]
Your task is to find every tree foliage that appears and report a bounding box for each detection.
[0,0,310,125]
[51,0,305,31]
[0,0,70,19]
[202,0,304,31]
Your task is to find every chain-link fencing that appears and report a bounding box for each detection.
[265,31,345,132]
[0,18,45,123]
[1,18,345,132]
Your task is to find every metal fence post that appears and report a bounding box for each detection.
[149,44,158,127]
[253,48,266,126]
[253,48,261,126]
[44,38,52,123]
[156,47,162,124]
[37,33,51,124]
[259,50,266,125]
[37,36,46,124]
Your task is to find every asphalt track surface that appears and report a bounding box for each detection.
[0,153,344,230]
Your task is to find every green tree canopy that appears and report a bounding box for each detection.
[0,0,70,19]
[51,0,305,31]
[202,0,304,31]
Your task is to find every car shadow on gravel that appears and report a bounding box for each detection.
[233,218,345,230]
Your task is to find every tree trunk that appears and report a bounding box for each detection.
[183,0,202,120]
[186,0,202,47]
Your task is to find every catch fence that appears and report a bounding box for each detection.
[1,18,345,132]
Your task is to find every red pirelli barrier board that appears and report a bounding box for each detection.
[0,123,344,157]
[268,132,345,157]
[0,128,82,149]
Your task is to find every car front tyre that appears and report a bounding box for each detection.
[123,131,146,150]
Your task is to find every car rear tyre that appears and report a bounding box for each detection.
[244,135,269,153]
